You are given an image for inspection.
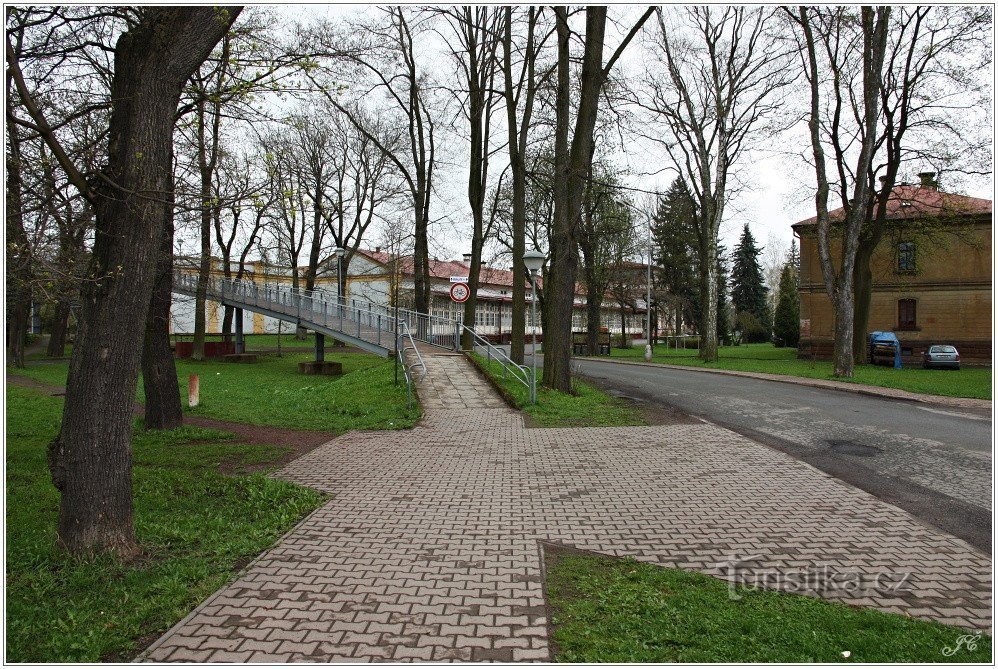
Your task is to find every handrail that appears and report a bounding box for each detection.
[396,320,426,410]
[460,323,532,394]
[172,271,401,355]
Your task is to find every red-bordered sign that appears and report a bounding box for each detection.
[449,282,470,303]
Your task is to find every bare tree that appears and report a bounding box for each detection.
[324,111,402,297]
[543,6,654,392]
[637,6,794,362]
[790,5,891,377]
[850,6,991,358]
[500,7,552,364]
[214,149,272,336]
[312,8,437,315]
[8,7,239,555]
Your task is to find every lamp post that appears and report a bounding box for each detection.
[522,249,545,405]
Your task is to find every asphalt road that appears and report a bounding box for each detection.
[556,356,993,552]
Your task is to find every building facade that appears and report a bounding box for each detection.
[170,248,659,341]
[793,173,992,364]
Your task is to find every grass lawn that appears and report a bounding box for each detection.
[8,351,419,432]
[607,343,991,400]
[5,384,326,662]
[469,352,645,427]
[545,550,991,663]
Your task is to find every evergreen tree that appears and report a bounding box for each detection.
[787,238,800,289]
[773,261,800,347]
[651,178,698,334]
[730,223,770,339]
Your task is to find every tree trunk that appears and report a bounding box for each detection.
[5,77,31,369]
[142,168,183,431]
[46,7,237,556]
[47,298,72,357]
[851,243,876,361]
[501,7,534,365]
[832,290,855,377]
[697,235,719,361]
[542,7,576,392]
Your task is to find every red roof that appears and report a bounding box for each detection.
[793,184,991,228]
[356,249,534,290]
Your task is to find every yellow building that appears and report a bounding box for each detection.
[793,173,992,364]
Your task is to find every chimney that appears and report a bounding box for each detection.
[918,171,937,190]
[375,245,381,253]
[462,253,472,264]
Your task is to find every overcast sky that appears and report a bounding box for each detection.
[275,4,993,267]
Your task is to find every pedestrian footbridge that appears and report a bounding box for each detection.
[172,272,534,404]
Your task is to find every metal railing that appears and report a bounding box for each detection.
[172,272,399,356]
[395,320,426,410]
[461,323,533,400]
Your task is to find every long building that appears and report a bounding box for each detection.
[793,172,992,364]
[170,248,662,341]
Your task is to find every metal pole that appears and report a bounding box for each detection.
[531,274,538,405]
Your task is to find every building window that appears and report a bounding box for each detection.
[898,298,917,330]
[897,242,915,273]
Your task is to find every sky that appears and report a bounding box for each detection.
[271,4,993,268]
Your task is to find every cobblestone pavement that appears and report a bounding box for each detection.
[144,352,992,662]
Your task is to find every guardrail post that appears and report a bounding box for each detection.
[377,315,382,346]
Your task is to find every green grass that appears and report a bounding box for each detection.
[607,343,992,400]
[5,384,326,662]
[545,551,992,663]
[8,351,420,432]
[470,352,644,427]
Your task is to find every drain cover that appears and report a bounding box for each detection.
[826,439,882,457]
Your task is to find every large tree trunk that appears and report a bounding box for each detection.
[832,290,855,377]
[142,169,183,431]
[46,8,237,556]
[542,7,577,392]
[851,242,876,361]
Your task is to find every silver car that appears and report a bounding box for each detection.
[923,345,960,370]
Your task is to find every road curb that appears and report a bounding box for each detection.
[579,357,991,411]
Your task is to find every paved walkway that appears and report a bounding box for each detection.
[144,351,991,662]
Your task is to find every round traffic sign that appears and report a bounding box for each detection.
[450,282,470,303]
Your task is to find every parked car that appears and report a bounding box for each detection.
[923,344,961,370]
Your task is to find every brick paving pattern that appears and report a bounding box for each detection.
[144,351,992,662]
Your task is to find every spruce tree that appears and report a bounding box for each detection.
[730,223,770,339]
[651,178,698,334]
[773,262,800,347]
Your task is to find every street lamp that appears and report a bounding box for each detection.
[522,249,545,405]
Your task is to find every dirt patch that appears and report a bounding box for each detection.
[7,374,335,472]
[574,373,699,426]
[7,374,63,394]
